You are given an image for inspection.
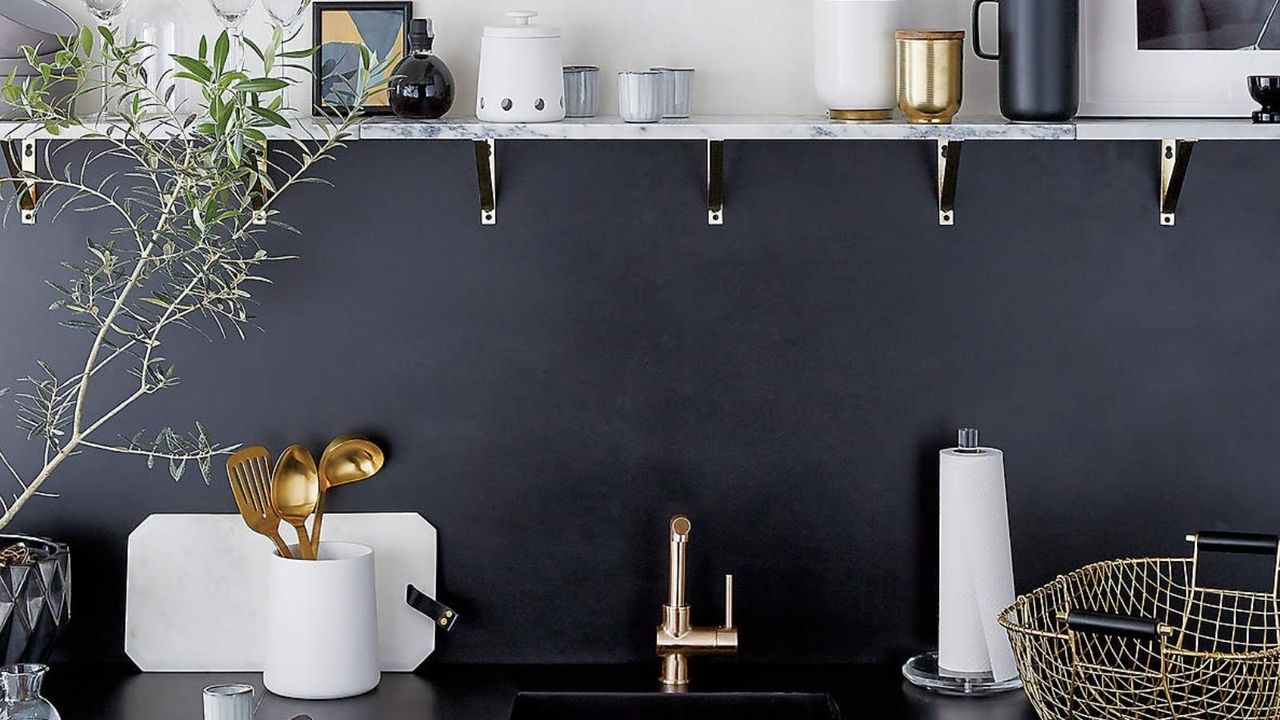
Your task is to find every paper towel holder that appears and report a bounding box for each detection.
[956,427,982,454]
[902,650,1022,696]
[902,427,1024,697]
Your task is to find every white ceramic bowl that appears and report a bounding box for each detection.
[0,0,75,59]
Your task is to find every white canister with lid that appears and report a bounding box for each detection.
[814,0,908,120]
[476,10,566,123]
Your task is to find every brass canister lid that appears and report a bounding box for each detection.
[895,29,965,40]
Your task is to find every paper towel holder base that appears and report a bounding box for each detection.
[902,651,1023,697]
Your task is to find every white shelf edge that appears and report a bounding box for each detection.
[1075,118,1280,141]
[2,115,1279,142]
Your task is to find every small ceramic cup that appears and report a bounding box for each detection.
[203,684,253,720]
[618,71,663,123]
[563,65,599,118]
[651,67,695,118]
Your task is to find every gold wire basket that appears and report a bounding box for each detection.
[999,531,1280,720]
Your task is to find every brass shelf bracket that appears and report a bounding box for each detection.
[937,139,962,226]
[475,138,497,226]
[707,139,724,225]
[251,142,270,226]
[1160,138,1194,227]
[3,138,38,225]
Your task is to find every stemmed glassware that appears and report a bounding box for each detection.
[263,0,310,29]
[83,0,129,23]
[81,0,129,112]
[207,0,259,70]
[263,0,311,110]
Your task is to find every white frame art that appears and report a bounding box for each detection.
[1081,0,1280,117]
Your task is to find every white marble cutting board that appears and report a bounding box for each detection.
[125,513,437,672]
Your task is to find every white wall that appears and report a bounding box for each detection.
[89,0,1000,117]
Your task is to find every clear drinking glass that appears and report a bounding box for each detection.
[206,0,259,69]
[0,664,60,720]
[263,0,311,108]
[82,0,129,111]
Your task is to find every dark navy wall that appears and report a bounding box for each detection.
[2,139,1279,665]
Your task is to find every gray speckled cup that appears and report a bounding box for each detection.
[651,67,695,118]
[618,71,663,123]
[563,66,599,118]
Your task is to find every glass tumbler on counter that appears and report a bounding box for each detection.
[651,67,695,118]
[563,65,599,118]
[617,70,663,123]
[0,664,60,720]
[202,684,253,720]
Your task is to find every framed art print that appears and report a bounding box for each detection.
[312,1,411,115]
[1081,0,1280,116]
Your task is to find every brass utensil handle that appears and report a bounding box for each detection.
[309,492,326,557]
[270,534,293,559]
[292,524,315,560]
[1059,610,1171,641]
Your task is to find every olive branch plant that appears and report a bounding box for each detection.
[0,25,388,530]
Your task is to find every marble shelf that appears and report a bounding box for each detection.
[3,114,1279,142]
[355,115,1075,141]
[0,114,1275,228]
[1074,118,1280,141]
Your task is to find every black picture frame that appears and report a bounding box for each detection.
[312,1,412,116]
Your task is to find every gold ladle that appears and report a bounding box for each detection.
[310,436,385,556]
[272,444,320,560]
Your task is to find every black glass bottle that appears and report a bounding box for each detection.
[388,18,455,119]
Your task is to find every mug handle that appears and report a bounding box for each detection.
[972,0,1000,60]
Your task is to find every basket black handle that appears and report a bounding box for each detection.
[1188,531,1280,555]
[1061,610,1172,641]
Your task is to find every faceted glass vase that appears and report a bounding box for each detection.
[0,664,60,720]
[0,537,71,666]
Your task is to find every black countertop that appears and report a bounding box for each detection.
[44,663,1040,720]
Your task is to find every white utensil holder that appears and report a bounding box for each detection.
[263,542,380,700]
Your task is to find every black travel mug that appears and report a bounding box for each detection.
[972,0,1079,122]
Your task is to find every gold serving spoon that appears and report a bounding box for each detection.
[272,444,320,560]
[310,436,385,556]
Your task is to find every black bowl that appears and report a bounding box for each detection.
[1248,75,1280,123]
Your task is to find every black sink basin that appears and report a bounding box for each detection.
[509,691,843,720]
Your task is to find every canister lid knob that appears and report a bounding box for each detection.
[506,10,537,25]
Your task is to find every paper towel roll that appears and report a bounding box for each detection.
[938,445,1018,681]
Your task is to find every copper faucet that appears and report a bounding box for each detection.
[656,515,738,686]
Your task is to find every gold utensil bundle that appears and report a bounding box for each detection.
[226,437,385,560]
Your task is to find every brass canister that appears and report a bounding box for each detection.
[895,30,965,124]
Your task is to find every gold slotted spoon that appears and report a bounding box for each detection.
[226,446,292,559]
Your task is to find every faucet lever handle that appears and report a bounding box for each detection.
[724,574,734,629]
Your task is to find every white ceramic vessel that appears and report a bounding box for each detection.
[814,0,907,120]
[476,10,566,123]
[263,542,380,700]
